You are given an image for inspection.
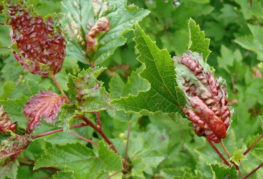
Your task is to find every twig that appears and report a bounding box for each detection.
[219,141,231,158]
[243,163,263,179]
[124,121,131,162]
[51,75,70,103]
[107,169,124,179]
[69,131,98,146]
[207,138,231,167]
[96,112,102,128]
[32,123,86,139]
[243,133,263,155]
[79,115,118,154]
[0,22,5,25]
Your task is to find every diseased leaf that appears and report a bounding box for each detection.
[112,24,185,114]
[23,91,66,133]
[0,135,30,165]
[0,105,16,134]
[67,67,111,112]
[61,0,149,65]
[188,18,211,60]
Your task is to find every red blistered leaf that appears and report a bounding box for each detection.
[0,106,16,134]
[174,51,231,143]
[23,91,66,133]
[6,3,66,77]
[0,135,30,164]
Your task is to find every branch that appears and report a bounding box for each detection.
[207,138,231,167]
[79,115,118,154]
[96,112,102,128]
[51,75,70,104]
[219,141,231,158]
[243,163,263,179]
[32,123,86,139]
[69,131,97,146]
[243,133,263,155]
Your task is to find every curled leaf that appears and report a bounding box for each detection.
[0,105,16,134]
[0,134,30,165]
[86,17,110,55]
[174,51,231,143]
[23,91,66,133]
[6,2,66,77]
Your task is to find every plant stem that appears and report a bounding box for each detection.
[69,131,97,146]
[80,115,118,154]
[243,133,263,155]
[125,121,131,162]
[107,169,124,179]
[32,123,86,139]
[219,141,231,158]
[243,163,263,179]
[207,138,231,167]
[96,112,102,128]
[51,75,70,103]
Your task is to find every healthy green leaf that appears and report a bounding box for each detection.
[35,142,122,178]
[112,24,185,114]
[211,164,237,179]
[0,160,18,179]
[188,18,211,60]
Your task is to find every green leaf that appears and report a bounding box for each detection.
[188,18,211,60]
[57,104,76,131]
[0,80,15,100]
[0,160,18,179]
[235,25,263,61]
[52,171,74,179]
[0,95,29,129]
[109,67,149,99]
[217,45,242,73]
[61,0,149,65]
[112,25,185,114]
[230,150,246,164]
[35,142,122,178]
[211,164,237,179]
[97,141,123,171]
[67,67,111,112]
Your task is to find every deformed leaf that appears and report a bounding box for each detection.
[23,91,66,133]
[0,135,30,165]
[67,67,111,112]
[61,0,149,65]
[0,105,16,134]
[112,25,185,114]
[188,18,211,60]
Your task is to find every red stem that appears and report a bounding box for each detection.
[32,123,86,139]
[207,138,231,167]
[51,75,70,104]
[243,133,263,155]
[69,131,97,146]
[96,112,102,128]
[79,115,118,154]
[243,163,263,179]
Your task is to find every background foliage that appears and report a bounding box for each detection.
[0,0,263,178]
